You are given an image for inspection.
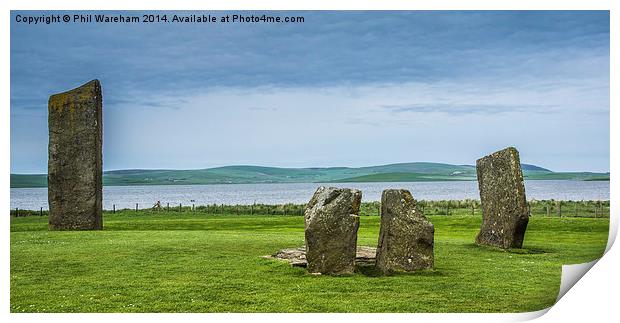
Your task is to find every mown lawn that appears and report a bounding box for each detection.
[10,212,609,313]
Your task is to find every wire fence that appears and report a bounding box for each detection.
[10,199,610,218]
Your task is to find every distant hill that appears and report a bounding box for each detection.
[10,162,609,188]
[10,174,48,188]
[520,164,552,172]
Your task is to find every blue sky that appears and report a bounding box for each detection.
[10,11,610,173]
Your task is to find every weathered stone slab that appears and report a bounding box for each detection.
[48,80,103,230]
[304,186,361,275]
[264,246,377,268]
[475,147,529,248]
[375,189,434,274]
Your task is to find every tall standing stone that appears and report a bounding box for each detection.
[304,187,361,275]
[375,189,434,274]
[48,80,103,230]
[475,147,529,248]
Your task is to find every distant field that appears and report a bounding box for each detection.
[10,162,610,188]
[10,211,608,313]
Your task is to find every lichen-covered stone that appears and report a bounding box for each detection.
[304,187,361,275]
[48,80,103,230]
[475,147,529,248]
[375,189,434,274]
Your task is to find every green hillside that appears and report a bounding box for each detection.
[10,162,609,188]
[330,172,473,183]
[10,174,48,188]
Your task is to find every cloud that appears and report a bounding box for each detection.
[9,10,610,173]
[105,97,186,110]
[10,11,610,95]
[380,103,561,115]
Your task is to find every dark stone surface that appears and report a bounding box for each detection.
[375,189,434,274]
[304,186,362,275]
[476,147,529,248]
[48,80,103,230]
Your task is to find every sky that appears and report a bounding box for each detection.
[10,11,610,173]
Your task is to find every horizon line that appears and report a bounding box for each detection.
[10,161,610,175]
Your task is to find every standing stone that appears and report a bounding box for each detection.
[375,189,434,274]
[304,187,361,275]
[48,80,103,230]
[475,147,529,248]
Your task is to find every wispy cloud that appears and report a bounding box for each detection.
[105,97,186,110]
[380,103,561,115]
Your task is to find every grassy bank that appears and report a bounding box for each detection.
[10,211,609,312]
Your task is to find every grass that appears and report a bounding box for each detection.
[10,211,608,313]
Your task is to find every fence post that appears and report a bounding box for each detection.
[40,207,43,217]
[179,203,182,212]
[557,201,562,217]
[546,205,550,217]
[594,202,597,218]
[575,203,578,217]
[167,202,170,212]
[113,204,116,214]
[136,203,138,212]
[193,204,195,213]
[16,207,19,217]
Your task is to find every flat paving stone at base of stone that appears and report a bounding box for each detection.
[264,246,377,268]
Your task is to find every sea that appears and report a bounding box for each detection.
[10,180,610,211]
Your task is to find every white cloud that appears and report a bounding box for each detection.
[102,75,609,172]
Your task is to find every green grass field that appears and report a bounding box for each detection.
[10,212,609,313]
